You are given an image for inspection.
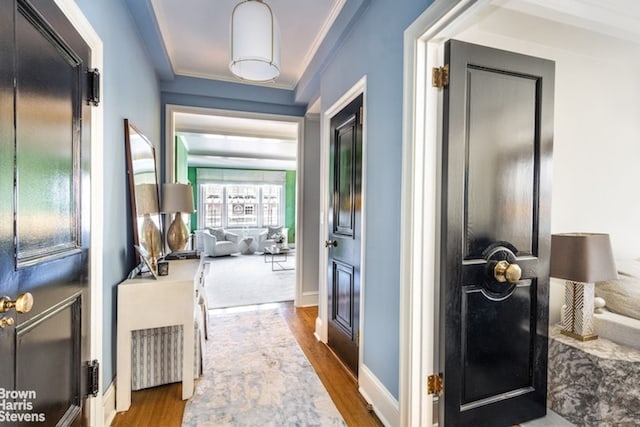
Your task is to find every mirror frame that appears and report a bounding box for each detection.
[124,119,163,260]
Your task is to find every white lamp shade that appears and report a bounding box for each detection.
[162,183,195,214]
[230,0,280,82]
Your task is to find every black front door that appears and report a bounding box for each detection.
[0,0,92,425]
[327,94,363,376]
[439,40,554,426]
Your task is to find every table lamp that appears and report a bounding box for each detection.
[135,183,162,259]
[162,183,195,252]
[550,233,617,341]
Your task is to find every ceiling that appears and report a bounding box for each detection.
[150,0,345,90]
[144,0,343,170]
[175,112,299,170]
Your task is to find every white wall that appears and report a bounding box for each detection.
[456,8,640,323]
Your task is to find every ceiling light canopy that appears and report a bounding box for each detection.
[229,0,280,82]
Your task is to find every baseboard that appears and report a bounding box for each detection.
[103,381,116,427]
[314,316,323,342]
[300,291,318,307]
[359,364,400,427]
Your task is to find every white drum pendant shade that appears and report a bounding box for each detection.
[230,0,280,82]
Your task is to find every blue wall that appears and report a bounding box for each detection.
[317,0,432,398]
[75,0,161,392]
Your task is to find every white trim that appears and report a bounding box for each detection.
[299,291,318,307]
[316,75,367,375]
[102,381,116,427]
[359,364,400,427]
[165,105,304,308]
[400,0,506,424]
[53,1,104,426]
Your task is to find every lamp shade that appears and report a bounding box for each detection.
[229,0,280,82]
[550,233,617,282]
[135,183,159,216]
[161,183,195,214]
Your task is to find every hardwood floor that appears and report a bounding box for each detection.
[111,302,382,427]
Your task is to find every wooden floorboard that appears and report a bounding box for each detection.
[111,302,382,427]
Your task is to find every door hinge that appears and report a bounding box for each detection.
[87,360,99,397]
[359,106,363,126]
[88,68,100,106]
[356,330,360,346]
[432,65,449,89]
[427,373,443,395]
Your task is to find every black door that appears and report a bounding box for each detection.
[439,40,554,426]
[0,0,92,425]
[327,94,363,376]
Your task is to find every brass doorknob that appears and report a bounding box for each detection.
[0,292,34,314]
[324,240,337,248]
[493,260,522,284]
[0,317,14,328]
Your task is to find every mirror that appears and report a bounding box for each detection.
[124,119,163,261]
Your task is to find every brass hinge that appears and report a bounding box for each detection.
[432,65,449,89]
[427,373,443,395]
[356,330,360,346]
[359,106,363,125]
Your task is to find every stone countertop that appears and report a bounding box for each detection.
[549,324,640,363]
[548,324,640,426]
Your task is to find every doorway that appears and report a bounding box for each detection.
[164,106,304,309]
[402,0,640,425]
[0,0,103,425]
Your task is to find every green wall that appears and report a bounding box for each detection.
[188,166,296,243]
[175,136,189,183]
[285,171,296,243]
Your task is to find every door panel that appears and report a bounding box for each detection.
[0,0,91,425]
[327,94,363,376]
[440,40,554,426]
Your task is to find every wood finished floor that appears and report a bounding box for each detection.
[111,302,382,427]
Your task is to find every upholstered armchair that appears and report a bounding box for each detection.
[257,226,288,252]
[195,228,240,257]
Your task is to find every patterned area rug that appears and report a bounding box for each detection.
[182,308,345,427]
[204,253,295,309]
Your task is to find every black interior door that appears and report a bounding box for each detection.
[327,94,363,376]
[0,0,92,425]
[439,40,554,426]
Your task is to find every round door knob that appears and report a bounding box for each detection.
[324,240,337,248]
[493,260,522,284]
[0,292,34,314]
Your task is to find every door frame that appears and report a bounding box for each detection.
[400,0,512,425]
[316,76,367,374]
[164,105,305,306]
[52,0,104,426]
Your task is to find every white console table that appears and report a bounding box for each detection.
[116,258,204,412]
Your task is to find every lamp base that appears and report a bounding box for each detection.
[560,329,598,341]
[167,213,189,252]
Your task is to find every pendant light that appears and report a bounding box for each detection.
[229,0,280,82]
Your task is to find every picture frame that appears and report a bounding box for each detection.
[134,245,157,279]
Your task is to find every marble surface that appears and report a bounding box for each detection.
[182,308,345,427]
[548,324,640,426]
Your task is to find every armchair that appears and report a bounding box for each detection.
[195,228,240,257]
[257,226,288,252]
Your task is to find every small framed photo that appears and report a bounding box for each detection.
[134,245,157,279]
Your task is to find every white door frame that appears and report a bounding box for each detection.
[400,0,492,425]
[316,76,367,378]
[54,1,104,426]
[164,105,305,306]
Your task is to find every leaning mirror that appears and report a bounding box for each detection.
[124,119,163,261]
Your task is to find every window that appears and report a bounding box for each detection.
[199,183,284,229]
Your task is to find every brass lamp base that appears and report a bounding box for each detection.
[167,213,189,252]
[560,329,598,341]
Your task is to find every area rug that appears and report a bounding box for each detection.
[204,253,295,309]
[182,308,345,427]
